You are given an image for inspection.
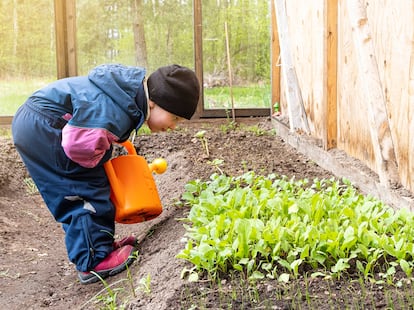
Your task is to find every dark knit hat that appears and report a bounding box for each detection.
[147,64,200,120]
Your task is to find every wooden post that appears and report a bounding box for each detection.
[325,0,338,150]
[54,0,77,79]
[224,22,235,122]
[193,0,203,119]
[271,0,281,115]
[346,0,399,186]
[273,0,310,134]
[409,34,414,191]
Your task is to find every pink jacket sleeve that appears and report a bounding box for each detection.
[61,124,119,168]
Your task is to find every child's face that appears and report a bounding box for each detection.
[146,101,183,133]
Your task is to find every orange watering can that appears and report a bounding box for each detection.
[104,140,167,224]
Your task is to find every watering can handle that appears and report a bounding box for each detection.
[119,140,137,155]
[112,140,167,174]
[103,157,125,208]
[102,140,135,208]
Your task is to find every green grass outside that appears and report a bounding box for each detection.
[1,79,271,115]
[202,84,271,109]
[0,78,52,115]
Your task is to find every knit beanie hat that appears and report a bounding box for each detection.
[147,64,200,120]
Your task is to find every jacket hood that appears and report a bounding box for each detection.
[88,64,147,123]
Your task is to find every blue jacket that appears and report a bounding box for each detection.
[30,64,148,167]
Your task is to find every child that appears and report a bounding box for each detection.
[12,63,200,284]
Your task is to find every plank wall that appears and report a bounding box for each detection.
[273,0,414,193]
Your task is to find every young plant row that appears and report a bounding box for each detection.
[177,172,414,283]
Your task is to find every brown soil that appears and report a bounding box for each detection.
[0,118,411,309]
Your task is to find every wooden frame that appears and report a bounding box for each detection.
[193,0,271,119]
[325,0,338,150]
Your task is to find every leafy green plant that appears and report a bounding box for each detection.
[177,172,414,283]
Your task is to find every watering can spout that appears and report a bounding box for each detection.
[104,140,166,224]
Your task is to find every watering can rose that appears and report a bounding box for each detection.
[149,158,168,174]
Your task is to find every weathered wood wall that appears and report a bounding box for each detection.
[272,0,414,194]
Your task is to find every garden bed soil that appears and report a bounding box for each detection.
[0,117,412,309]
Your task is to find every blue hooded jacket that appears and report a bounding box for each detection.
[29,64,148,167]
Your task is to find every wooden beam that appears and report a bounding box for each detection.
[0,116,13,126]
[271,0,281,115]
[201,108,270,118]
[325,0,338,150]
[346,0,399,187]
[409,36,414,191]
[193,0,203,119]
[273,0,310,134]
[54,0,77,79]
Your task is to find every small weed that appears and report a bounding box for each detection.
[138,273,152,295]
[207,159,225,174]
[23,177,38,194]
[194,130,209,157]
[240,123,275,136]
[87,272,126,309]
[219,120,237,133]
[273,102,280,113]
[126,250,139,298]
[0,269,20,279]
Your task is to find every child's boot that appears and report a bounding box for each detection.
[78,244,137,284]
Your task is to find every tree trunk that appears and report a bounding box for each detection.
[13,0,18,56]
[132,0,148,68]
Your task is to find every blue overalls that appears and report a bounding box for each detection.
[12,64,147,272]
